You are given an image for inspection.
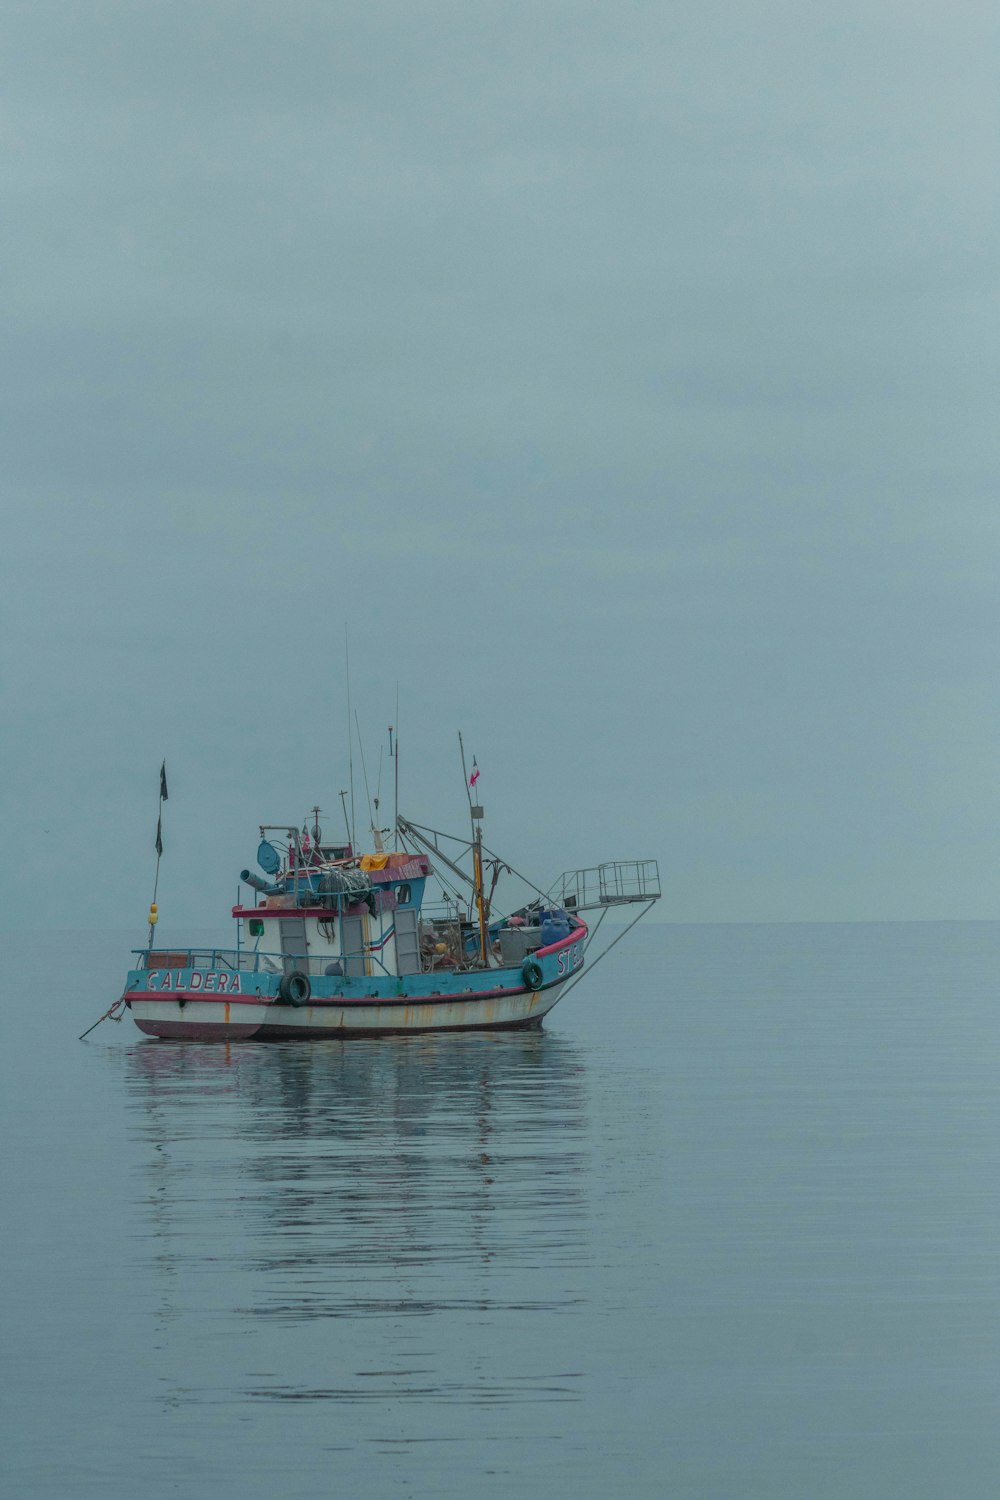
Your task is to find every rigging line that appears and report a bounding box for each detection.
[395,830,481,915]
[477,841,555,907]
[400,821,558,908]
[397,817,538,922]
[355,709,374,836]
[411,844,467,914]
[396,818,476,852]
[581,906,608,953]
[396,818,476,890]
[397,823,472,908]
[556,900,656,1005]
[433,865,469,907]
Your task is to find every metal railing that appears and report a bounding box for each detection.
[138,947,261,971]
[548,859,661,911]
[135,946,393,978]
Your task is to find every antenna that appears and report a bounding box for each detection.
[392,683,400,849]
[458,732,488,963]
[345,628,356,847]
[356,709,379,850]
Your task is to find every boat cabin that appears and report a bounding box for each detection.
[234,850,432,979]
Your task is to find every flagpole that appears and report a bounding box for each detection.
[148,761,168,948]
[458,732,473,814]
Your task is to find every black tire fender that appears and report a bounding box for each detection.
[522,959,544,991]
[278,970,311,1006]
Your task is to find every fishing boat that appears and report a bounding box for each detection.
[115,758,660,1041]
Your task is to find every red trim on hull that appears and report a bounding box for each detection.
[533,922,588,957]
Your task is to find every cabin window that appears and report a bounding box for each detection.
[248,919,264,937]
[397,883,412,905]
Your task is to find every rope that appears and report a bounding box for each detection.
[79,997,128,1041]
[555,900,657,1005]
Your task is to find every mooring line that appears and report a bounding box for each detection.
[79,997,127,1041]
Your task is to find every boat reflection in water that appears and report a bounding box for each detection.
[125,1030,590,1409]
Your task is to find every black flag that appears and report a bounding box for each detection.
[159,761,169,801]
[155,815,163,857]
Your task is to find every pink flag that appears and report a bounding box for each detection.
[469,758,480,788]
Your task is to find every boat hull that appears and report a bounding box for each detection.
[129,980,568,1040]
[124,925,587,1041]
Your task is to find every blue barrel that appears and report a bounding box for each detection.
[539,908,571,947]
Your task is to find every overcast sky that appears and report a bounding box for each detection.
[2,0,998,930]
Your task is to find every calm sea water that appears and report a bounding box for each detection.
[2,922,998,1498]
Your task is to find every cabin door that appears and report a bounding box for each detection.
[341,915,366,977]
[394,909,421,975]
[278,916,308,975]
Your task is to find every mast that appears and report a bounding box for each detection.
[458,732,488,965]
[391,683,400,850]
[356,710,381,851]
[345,628,356,848]
[288,825,301,906]
[472,823,488,964]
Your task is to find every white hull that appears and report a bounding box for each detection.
[130,979,569,1040]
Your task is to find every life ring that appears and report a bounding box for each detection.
[522,959,544,991]
[278,970,311,1006]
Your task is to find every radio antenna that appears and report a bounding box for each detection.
[345,628,356,848]
[355,709,379,850]
[392,683,400,849]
